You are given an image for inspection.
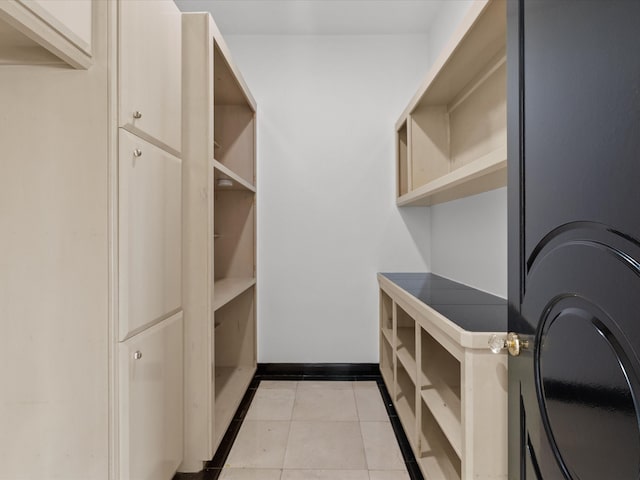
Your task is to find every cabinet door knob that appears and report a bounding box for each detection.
[489,333,529,356]
[133,351,142,360]
[133,111,142,119]
[133,149,142,157]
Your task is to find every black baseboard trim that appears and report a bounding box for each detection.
[256,362,380,380]
[174,363,423,480]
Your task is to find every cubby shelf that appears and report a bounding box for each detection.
[214,159,256,192]
[395,0,506,207]
[396,327,417,384]
[213,277,256,311]
[213,365,254,447]
[381,326,393,346]
[397,146,506,207]
[420,387,462,457]
[419,403,462,480]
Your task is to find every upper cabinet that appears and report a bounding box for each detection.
[396,0,506,206]
[0,0,92,68]
[119,0,182,154]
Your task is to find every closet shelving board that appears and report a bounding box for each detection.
[214,159,256,192]
[395,0,506,206]
[213,277,256,311]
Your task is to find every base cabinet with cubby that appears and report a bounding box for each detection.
[181,12,258,472]
[379,273,508,479]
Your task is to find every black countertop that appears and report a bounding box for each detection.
[380,272,507,333]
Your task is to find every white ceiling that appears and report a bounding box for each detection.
[174,0,446,35]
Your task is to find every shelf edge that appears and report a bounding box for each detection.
[213,159,256,193]
[397,146,507,207]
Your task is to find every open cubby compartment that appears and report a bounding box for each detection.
[380,334,394,392]
[397,120,409,196]
[419,399,462,480]
[380,290,394,346]
[214,188,255,282]
[410,56,506,189]
[395,305,417,383]
[213,286,256,448]
[213,43,255,186]
[396,360,417,446]
[420,327,462,458]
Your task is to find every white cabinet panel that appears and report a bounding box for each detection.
[119,129,181,341]
[20,0,91,51]
[119,312,183,480]
[119,0,181,153]
[0,0,92,67]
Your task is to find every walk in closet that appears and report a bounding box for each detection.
[182,13,258,471]
[1,0,512,478]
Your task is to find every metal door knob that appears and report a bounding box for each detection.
[133,111,142,119]
[133,351,142,360]
[489,332,529,356]
[133,148,142,157]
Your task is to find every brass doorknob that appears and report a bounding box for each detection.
[488,332,529,356]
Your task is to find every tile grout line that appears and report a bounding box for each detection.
[353,381,372,473]
[280,383,297,476]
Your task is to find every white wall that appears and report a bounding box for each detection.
[431,188,508,297]
[224,34,433,362]
[427,0,508,298]
[428,0,474,64]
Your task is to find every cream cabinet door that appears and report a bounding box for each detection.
[119,312,183,480]
[119,0,181,153]
[119,129,181,341]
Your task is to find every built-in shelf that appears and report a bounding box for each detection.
[381,326,393,347]
[214,159,256,192]
[396,362,417,445]
[419,402,462,480]
[213,365,254,447]
[396,327,417,385]
[213,277,256,311]
[395,0,506,207]
[421,387,462,457]
[379,272,507,479]
[183,12,257,466]
[397,146,507,207]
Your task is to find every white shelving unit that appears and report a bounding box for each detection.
[395,0,506,207]
[182,12,257,472]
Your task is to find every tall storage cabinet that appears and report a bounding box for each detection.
[116,1,184,479]
[182,13,257,471]
[0,1,183,479]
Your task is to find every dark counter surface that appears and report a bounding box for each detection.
[380,272,507,333]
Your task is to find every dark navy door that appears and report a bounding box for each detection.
[508,1,640,478]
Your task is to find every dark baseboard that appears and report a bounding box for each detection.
[256,362,380,380]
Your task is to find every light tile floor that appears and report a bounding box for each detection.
[220,381,410,480]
